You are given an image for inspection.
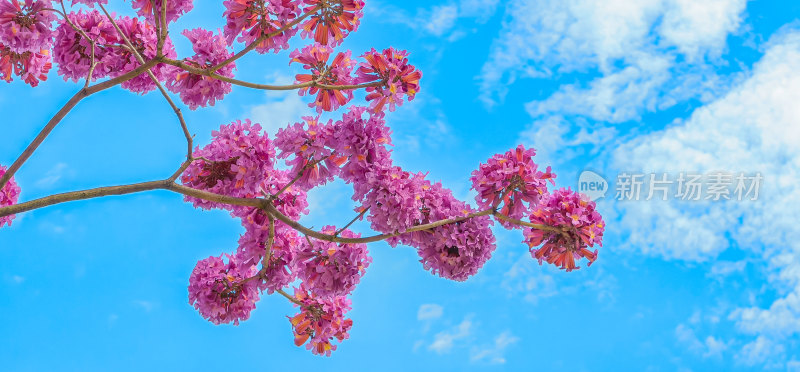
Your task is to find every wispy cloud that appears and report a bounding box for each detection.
[428,317,473,354]
[35,162,69,189]
[470,331,519,364]
[613,28,800,367]
[480,0,746,110]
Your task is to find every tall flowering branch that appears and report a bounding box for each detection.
[0,0,607,358]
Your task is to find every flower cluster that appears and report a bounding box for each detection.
[165,28,234,110]
[131,0,194,24]
[181,119,275,210]
[52,9,120,82]
[293,226,371,298]
[223,0,300,54]
[0,0,56,54]
[0,43,51,86]
[356,48,421,114]
[0,0,611,359]
[188,254,260,325]
[236,210,298,293]
[300,0,364,46]
[524,188,605,272]
[290,43,355,112]
[0,164,21,227]
[111,16,176,94]
[471,145,555,226]
[289,285,353,356]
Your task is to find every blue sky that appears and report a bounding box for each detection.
[2,0,800,370]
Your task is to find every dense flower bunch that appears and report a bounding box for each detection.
[0,0,55,54]
[0,0,608,359]
[0,165,20,227]
[289,285,353,356]
[52,9,119,82]
[290,43,355,112]
[165,28,235,110]
[111,16,176,94]
[356,47,421,113]
[293,226,371,298]
[300,0,364,46]
[0,43,50,86]
[181,119,276,210]
[471,145,555,226]
[188,254,261,325]
[223,0,300,54]
[524,188,605,272]
[131,0,194,24]
[274,116,346,190]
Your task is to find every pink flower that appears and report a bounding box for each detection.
[181,119,275,210]
[0,43,51,86]
[300,0,364,47]
[223,0,300,54]
[131,0,193,24]
[326,106,393,191]
[471,145,555,227]
[0,0,55,54]
[292,226,371,298]
[412,185,497,281]
[290,43,355,112]
[356,48,421,114]
[71,0,107,5]
[164,28,235,110]
[289,285,353,356]
[0,164,21,227]
[109,16,177,94]
[52,10,120,82]
[188,254,260,325]
[524,188,604,272]
[235,210,298,294]
[274,115,342,190]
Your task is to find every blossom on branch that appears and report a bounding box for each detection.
[274,115,342,190]
[289,285,353,356]
[524,188,605,272]
[300,0,364,47]
[131,0,194,24]
[292,226,371,298]
[110,16,177,94]
[235,211,298,293]
[0,164,21,227]
[52,9,119,82]
[188,254,260,325]
[290,43,355,112]
[356,47,421,114]
[223,0,300,54]
[0,43,51,86]
[165,28,235,109]
[0,0,55,54]
[181,119,275,209]
[471,145,555,227]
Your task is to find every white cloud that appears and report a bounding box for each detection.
[35,162,69,189]
[675,324,729,358]
[458,0,500,21]
[418,304,444,321]
[480,0,746,112]
[659,0,748,61]
[428,317,472,354]
[424,5,459,37]
[613,28,800,367]
[735,336,785,367]
[249,73,309,136]
[470,331,519,364]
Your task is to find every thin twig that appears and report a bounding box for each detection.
[335,206,370,236]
